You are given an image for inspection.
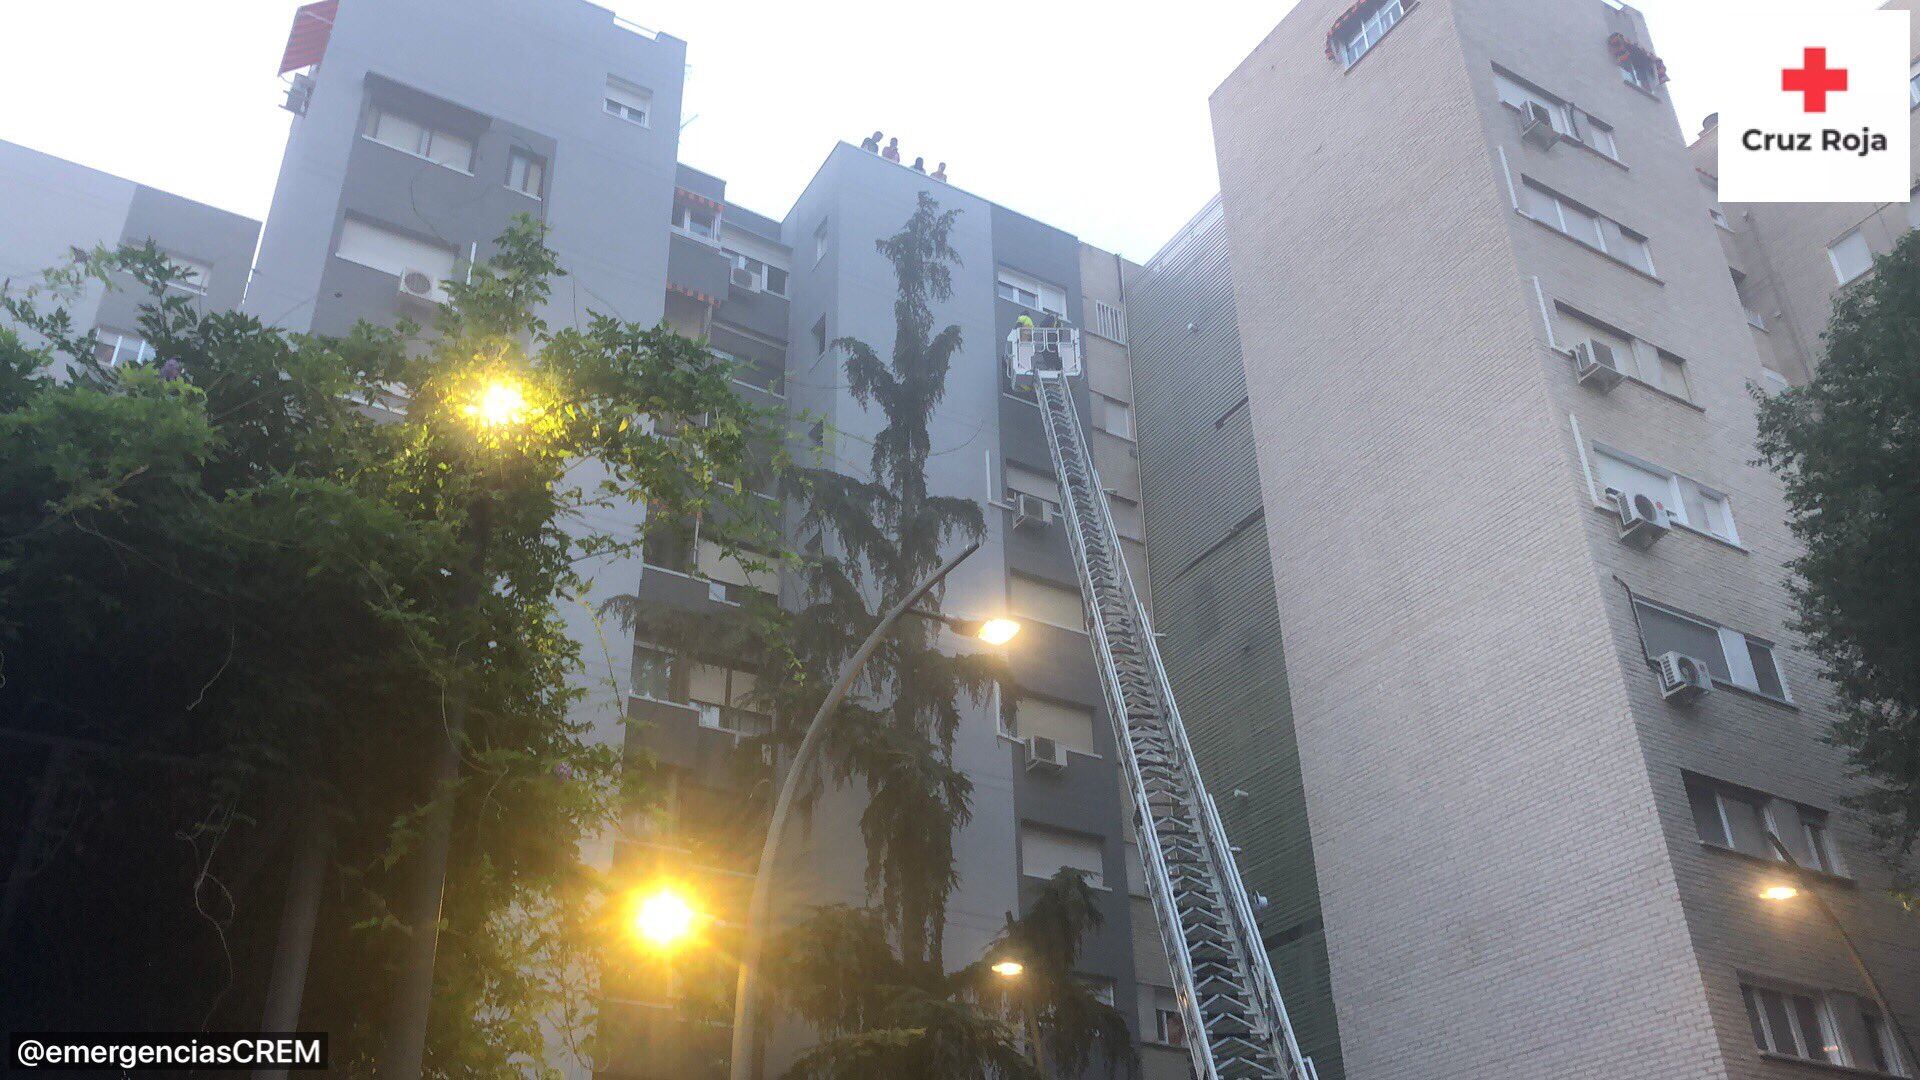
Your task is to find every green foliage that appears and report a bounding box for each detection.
[0,220,782,1073]
[1755,228,1920,897]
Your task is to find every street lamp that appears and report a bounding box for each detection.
[630,884,701,950]
[728,541,997,1080]
[381,370,534,1079]
[909,609,1023,647]
[990,959,1025,978]
[1756,831,1917,1071]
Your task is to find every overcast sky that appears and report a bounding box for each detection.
[0,0,1880,263]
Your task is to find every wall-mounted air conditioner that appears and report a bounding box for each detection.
[730,265,761,292]
[1520,101,1563,149]
[1013,492,1055,530]
[1572,339,1625,392]
[1613,489,1670,549]
[1655,651,1712,702]
[1025,735,1066,772]
[397,267,441,303]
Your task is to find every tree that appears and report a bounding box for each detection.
[0,221,782,1073]
[708,193,1135,1077]
[1755,228,1920,897]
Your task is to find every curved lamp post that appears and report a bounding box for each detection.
[727,540,1013,1080]
[1759,830,1917,1072]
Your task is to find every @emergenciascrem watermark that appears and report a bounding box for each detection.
[9,1033,327,1071]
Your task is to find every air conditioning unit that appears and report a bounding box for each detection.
[282,73,315,116]
[1520,101,1563,148]
[707,580,735,605]
[729,265,762,292]
[1012,492,1055,530]
[1024,735,1066,772]
[397,267,440,303]
[695,702,723,729]
[1655,651,1712,702]
[1572,339,1626,391]
[1613,489,1670,549]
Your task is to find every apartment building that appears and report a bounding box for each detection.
[1688,0,1920,390]
[1119,1,1920,1078]
[233,1,1177,1075]
[0,138,259,365]
[614,140,1182,1079]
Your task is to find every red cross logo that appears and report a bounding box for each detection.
[1782,47,1848,112]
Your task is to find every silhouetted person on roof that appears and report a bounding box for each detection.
[882,137,900,163]
[931,162,948,182]
[861,130,882,152]
[910,156,926,173]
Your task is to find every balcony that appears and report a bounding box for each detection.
[667,229,731,306]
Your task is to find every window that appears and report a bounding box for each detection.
[164,256,210,294]
[995,267,1066,315]
[604,77,651,126]
[333,218,459,296]
[1092,299,1127,344]
[506,150,546,198]
[1005,463,1062,508]
[1092,394,1133,439]
[1019,823,1104,887]
[722,249,789,297]
[1864,1005,1912,1076]
[633,644,678,701]
[93,328,155,367]
[1010,574,1085,631]
[364,106,473,172]
[1684,773,1845,873]
[1635,600,1788,700]
[1493,68,1619,159]
[696,539,775,599]
[1333,0,1404,68]
[1829,230,1873,284]
[1148,988,1187,1047]
[1743,983,1840,1064]
[1008,695,1096,754]
[673,203,718,241]
[811,316,827,356]
[1590,445,1737,543]
[813,219,828,264]
[1617,47,1661,94]
[1555,306,1691,399]
[1521,179,1655,274]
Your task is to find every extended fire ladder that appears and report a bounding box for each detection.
[1009,328,1313,1080]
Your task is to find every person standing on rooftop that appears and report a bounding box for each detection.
[861,130,882,152]
[931,162,947,182]
[910,156,926,173]
[882,137,901,163]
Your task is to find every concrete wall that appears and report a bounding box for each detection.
[1128,195,1344,1080]
[1211,2,1719,1077]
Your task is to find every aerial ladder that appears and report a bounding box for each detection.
[1007,326,1314,1080]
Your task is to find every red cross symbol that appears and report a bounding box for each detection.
[1782,47,1848,113]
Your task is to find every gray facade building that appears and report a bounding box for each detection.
[619,141,1183,1079]
[1127,195,1343,1080]
[1147,0,1920,1078]
[0,138,259,365]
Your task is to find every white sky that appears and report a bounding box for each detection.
[0,0,1878,263]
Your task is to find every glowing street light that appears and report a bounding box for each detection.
[927,614,1022,646]
[631,884,700,950]
[1759,884,1800,902]
[461,377,530,429]
[990,959,1025,978]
